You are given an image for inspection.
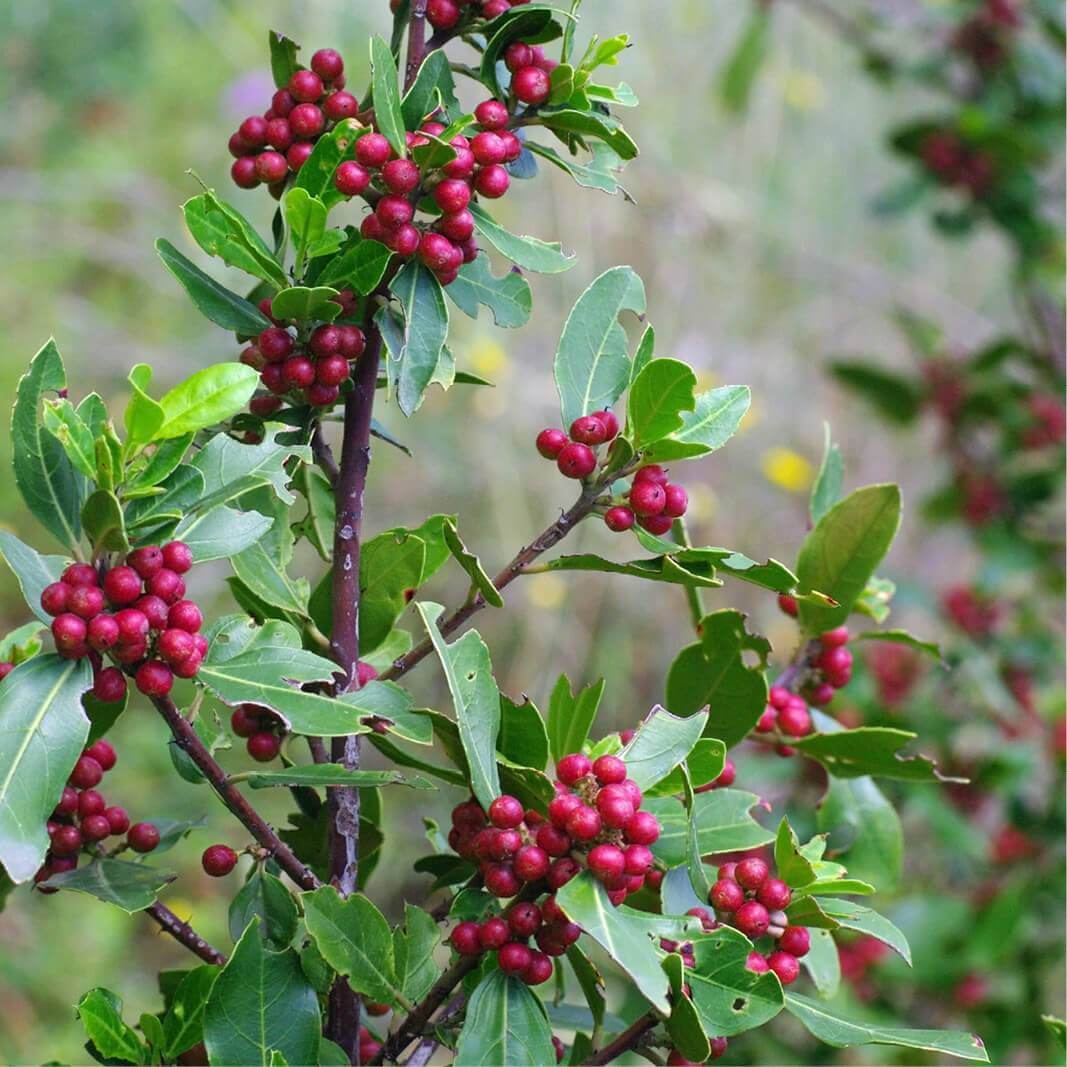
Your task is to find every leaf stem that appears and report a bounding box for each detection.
[150,694,320,890]
[144,900,227,966]
[585,1010,660,1065]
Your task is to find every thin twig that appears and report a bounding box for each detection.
[311,422,340,488]
[585,1011,659,1065]
[400,994,466,1067]
[150,694,320,890]
[381,484,603,683]
[145,900,227,966]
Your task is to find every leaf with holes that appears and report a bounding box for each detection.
[470,204,574,274]
[446,254,532,329]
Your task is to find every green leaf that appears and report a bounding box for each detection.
[370,35,407,157]
[295,122,369,207]
[156,363,259,440]
[303,886,402,1005]
[316,238,392,294]
[176,506,274,564]
[829,361,924,424]
[541,109,638,160]
[446,254,533,328]
[853,628,942,660]
[796,484,902,633]
[810,422,843,526]
[527,141,629,197]
[0,531,68,625]
[203,920,320,1067]
[783,993,989,1061]
[128,434,194,493]
[268,30,300,89]
[663,952,711,1063]
[394,904,441,1003]
[643,385,751,462]
[358,526,428,655]
[0,654,92,882]
[665,610,770,748]
[787,897,911,964]
[383,261,450,417]
[442,519,503,607]
[626,358,697,449]
[82,490,130,553]
[121,363,166,448]
[556,872,697,1014]
[801,928,841,999]
[182,192,288,288]
[161,965,219,1060]
[155,239,271,334]
[774,818,819,888]
[681,928,784,1035]
[542,552,723,589]
[402,50,460,127]
[794,726,961,782]
[817,772,902,893]
[13,339,84,551]
[620,704,708,790]
[43,857,176,912]
[42,398,97,479]
[416,602,501,809]
[0,621,44,665]
[271,286,341,324]
[455,969,556,1067]
[283,187,328,269]
[231,493,310,617]
[77,988,146,1065]
[554,266,646,427]
[718,7,770,113]
[199,616,410,736]
[469,203,574,274]
[246,765,431,789]
[546,675,604,765]
[643,789,775,866]
[498,695,549,772]
[228,868,299,949]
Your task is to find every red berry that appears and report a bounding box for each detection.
[166,600,202,634]
[311,49,345,82]
[434,178,472,214]
[662,484,688,518]
[51,824,83,856]
[507,901,543,938]
[634,465,668,486]
[588,844,626,881]
[128,822,160,853]
[820,626,850,648]
[247,731,281,762]
[231,157,260,188]
[488,794,524,829]
[86,614,120,652]
[479,916,510,949]
[709,878,745,912]
[767,950,800,984]
[100,566,139,607]
[287,142,314,172]
[85,738,116,771]
[307,383,341,408]
[383,158,421,195]
[135,595,169,630]
[69,753,103,789]
[735,857,770,890]
[258,327,294,363]
[557,442,596,479]
[238,115,269,146]
[255,150,289,184]
[92,667,127,704]
[565,805,602,841]
[67,585,105,620]
[337,325,366,360]
[513,66,551,105]
[289,69,324,103]
[427,0,460,28]
[504,43,533,72]
[437,209,475,243]
[475,99,510,130]
[283,356,316,388]
[289,103,325,138]
[202,844,239,877]
[128,546,163,579]
[536,429,569,460]
[624,844,654,876]
[377,194,415,230]
[356,133,392,168]
[604,506,635,532]
[556,752,592,784]
[625,811,660,846]
[630,480,667,517]
[547,857,581,889]
[135,659,173,697]
[734,900,770,938]
[535,824,572,858]
[324,91,359,122]
[335,161,371,196]
[40,582,69,616]
[779,925,810,957]
[78,789,106,817]
[592,755,626,785]
[52,787,78,816]
[471,131,507,166]
[569,414,609,445]
[147,569,184,604]
[521,951,554,986]
[484,863,521,898]
[230,705,261,738]
[473,164,510,199]
[514,845,551,882]
[104,806,130,835]
[596,792,634,830]
[266,118,293,151]
[159,628,196,667]
[497,941,533,975]
[80,813,111,842]
[451,921,483,956]
[757,878,792,910]
[488,829,522,860]
[778,703,812,738]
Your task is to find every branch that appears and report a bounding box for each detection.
[311,421,340,488]
[372,955,480,1064]
[400,994,466,1067]
[585,1011,659,1066]
[380,484,602,683]
[404,0,429,92]
[145,900,227,966]
[150,694,320,890]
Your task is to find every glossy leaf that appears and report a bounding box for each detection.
[810,422,843,525]
[527,141,629,197]
[402,50,460,126]
[0,654,92,882]
[788,897,912,964]
[0,621,44,665]
[155,239,271,334]
[393,903,441,1003]
[543,552,722,589]
[192,423,309,511]
[455,969,556,1067]
[303,886,402,1005]
[470,203,574,274]
[644,789,775,866]
[547,674,604,765]
[230,493,310,617]
[817,770,902,893]
[203,920,320,1067]
[498,695,549,772]
[228,868,299,949]
[620,704,709,790]
[446,254,532,328]
[442,519,503,607]
[83,489,130,552]
[43,857,176,912]
[643,385,751,462]
[156,363,259,440]
[182,191,287,288]
[369,34,406,156]
[76,988,146,1065]
[853,628,943,660]
[540,109,638,160]
[416,602,501,809]
[626,358,697,448]
[794,726,961,781]
[0,531,68,625]
[796,484,902,633]
[315,237,392,294]
[554,266,646,427]
[271,286,341,323]
[42,397,97,479]
[245,765,431,789]
[784,993,989,1061]
[665,610,771,747]
[162,965,219,1060]
[13,339,84,550]
[176,506,274,564]
[268,30,299,89]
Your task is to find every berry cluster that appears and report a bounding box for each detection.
[35,738,161,890]
[536,410,619,481]
[334,101,524,287]
[607,464,689,537]
[40,543,203,700]
[920,131,995,199]
[707,856,810,985]
[229,49,353,194]
[229,703,285,763]
[941,585,1002,638]
[243,307,366,413]
[449,896,575,986]
[801,626,852,707]
[755,686,812,752]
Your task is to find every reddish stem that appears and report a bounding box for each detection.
[145,900,227,966]
[585,1011,659,1065]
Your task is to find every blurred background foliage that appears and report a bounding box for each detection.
[0,1,1062,1064]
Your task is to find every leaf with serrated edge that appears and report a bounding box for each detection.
[446,254,532,328]
[43,857,176,912]
[455,969,556,1067]
[621,704,708,790]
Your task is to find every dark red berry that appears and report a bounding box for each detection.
[521,951,554,985]
[289,103,325,138]
[80,813,111,842]
[383,158,421,195]
[767,949,800,984]
[69,754,103,790]
[565,805,602,841]
[508,901,543,938]
[202,844,239,877]
[451,921,483,956]
[85,738,116,771]
[128,822,160,853]
[634,465,668,486]
[324,91,359,122]
[588,844,626,881]
[427,0,460,29]
[734,900,770,938]
[231,157,260,188]
[547,857,581,890]
[289,69,324,103]
[513,66,551,105]
[630,480,667,517]
[592,754,627,785]
[735,857,770,890]
[498,941,533,975]
[147,569,184,604]
[247,731,281,762]
[779,926,810,957]
[87,614,120,652]
[311,48,345,82]
[77,789,106,818]
[127,546,163,580]
[488,795,524,829]
[475,99,510,130]
[92,667,127,704]
[479,916,510,950]
[255,150,289,184]
[54,786,79,817]
[757,878,792,910]
[167,600,202,634]
[230,705,261,738]
[473,164,509,199]
[287,142,314,172]
[102,566,141,606]
[536,428,569,460]
[135,659,173,697]
[335,161,371,196]
[135,595,170,630]
[356,133,391,168]
[625,811,660,846]
[662,484,688,518]
[556,442,596,479]
[67,585,104,620]
[709,878,745,912]
[51,824,83,856]
[40,582,69,616]
[266,118,293,151]
[569,415,608,445]
[238,115,269,147]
